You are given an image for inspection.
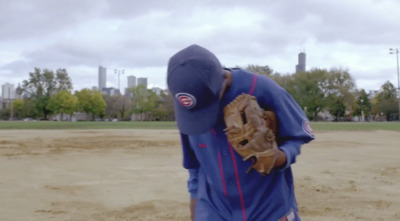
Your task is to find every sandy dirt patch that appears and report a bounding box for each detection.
[0,129,399,220]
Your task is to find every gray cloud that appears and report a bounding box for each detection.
[1,0,400,92]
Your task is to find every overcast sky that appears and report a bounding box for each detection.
[1,0,400,96]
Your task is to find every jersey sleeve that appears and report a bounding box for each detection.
[180,133,200,198]
[187,168,199,199]
[180,133,200,169]
[253,75,315,169]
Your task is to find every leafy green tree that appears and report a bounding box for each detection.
[103,94,131,120]
[270,73,293,89]
[103,95,119,119]
[328,100,347,121]
[129,85,159,120]
[12,99,25,119]
[245,65,274,76]
[5,99,35,120]
[0,109,8,120]
[117,95,132,120]
[353,89,372,121]
[285,68,356,121]
[373,81,399,120]
[47,90,78,121]
[20,98,37,118]
[55,69,73,91]
[21,68,73,120]
[244,64,294,89]
[285,69,328,120]
[153,90,175,121]
[75,89,106,120]
[325,68,356,121]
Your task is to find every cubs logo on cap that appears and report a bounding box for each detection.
[176,93,197,109]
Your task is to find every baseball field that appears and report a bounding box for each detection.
[0,122,399,220]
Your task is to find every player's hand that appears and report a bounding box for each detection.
[274,149,287,168]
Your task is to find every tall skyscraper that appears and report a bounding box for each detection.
[127,75,136,88]
[1,83,15,100]
[295,52,306,73]
[137,77,148,89]
[98,66,107,91]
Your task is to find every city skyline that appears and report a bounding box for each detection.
[0,45,385,99]
[97,65,151,96]
[0,49,308,99]
[1,1,400,94]
[0,67,158,99]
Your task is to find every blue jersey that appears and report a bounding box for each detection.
[180,68,314,221]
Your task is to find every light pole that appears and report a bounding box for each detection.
[114,69,124,95]
[361,99,364,122]
[9,89,13,121]
[389,48,400,121]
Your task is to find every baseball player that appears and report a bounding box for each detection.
[167,45,314,221]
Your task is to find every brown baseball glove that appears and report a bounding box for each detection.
[223,93,278,175]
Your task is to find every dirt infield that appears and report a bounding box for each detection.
[0,129,399,220]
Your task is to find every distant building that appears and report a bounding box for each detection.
[1,83,15,110]
[101,87,120,96]
[127,75,136,88]
[295,52,306,73]
[151,87,163,95]
[137,77,148,89]
[98,66,107,91]
[1,83,15,100]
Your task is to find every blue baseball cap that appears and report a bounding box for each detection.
[167,44,224,135]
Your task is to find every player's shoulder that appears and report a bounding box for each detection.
[227,68,286,101]
[230,68,279,86]
[230,68,254,79]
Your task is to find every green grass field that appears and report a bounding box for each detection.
[310,121,400,131]
[0,121,400,131]
[0,121,178,130]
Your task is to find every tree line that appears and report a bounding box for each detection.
[1,66,399,121]
[246,65,399,121]
[1,68,175,121]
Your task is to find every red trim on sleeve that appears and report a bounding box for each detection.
[249,74,257,95]
[217,151,228,197]
[211,128,216,136]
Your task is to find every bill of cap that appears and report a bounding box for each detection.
[174,96,220,135]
